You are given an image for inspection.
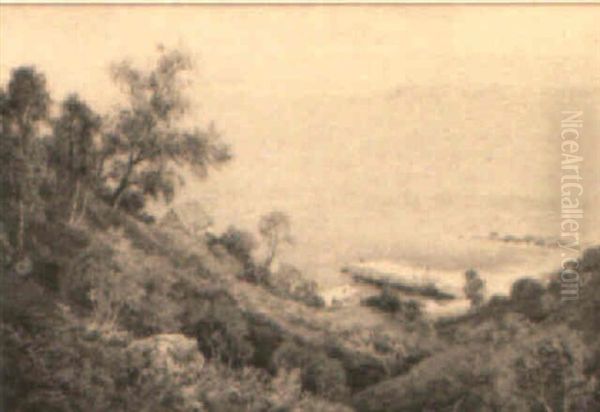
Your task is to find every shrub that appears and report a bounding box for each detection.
[364,287,401,313]
[266,263,325,307]
[363,288,422,321]
[494,326,596,411]
[0,306,133,412]
[510,278,547,321]
[209,225,261,282]
[1,300,348,412]
[189,293,255,368]
[246,317,284,370]
[403,299,423,322]
[271,340,349,401]
[272,340,308,371]
[124,333,206,411]
[1,305,217,412]
[301,352,349,401]
[211,225,257,265]
[63,231,186,335]
[580,246,600,273]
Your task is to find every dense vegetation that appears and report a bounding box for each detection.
[355,248,600,411]
[1,49,599,411]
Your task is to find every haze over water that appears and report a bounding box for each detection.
[2,6,599,291]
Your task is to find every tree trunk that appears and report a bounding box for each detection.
[15,116,32,257]
[110,177,129,210]
[110,153,137,209]
[263,236,278,271]
[11,112,35,258]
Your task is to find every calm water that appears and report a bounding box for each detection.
[185,86,598,291]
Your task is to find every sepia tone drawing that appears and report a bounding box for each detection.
[1,4,599,411]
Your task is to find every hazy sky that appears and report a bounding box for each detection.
[2,6,599,285]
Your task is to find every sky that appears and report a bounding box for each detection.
[2,5,599,287]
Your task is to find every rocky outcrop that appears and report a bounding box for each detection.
[342,261,463,301]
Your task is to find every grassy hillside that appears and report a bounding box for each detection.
[3,199,600,412]
[2,200,444,411]
[1,202,353,411]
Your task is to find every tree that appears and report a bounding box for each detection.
[464,269,485,309]
[47,94,101,222]
[103,48,231,211]
[258,211,293,270]
[0,67,50,256]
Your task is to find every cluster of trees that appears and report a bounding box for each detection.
[0,49,230,267]
[209,211,325,307]
[211,211,292,271]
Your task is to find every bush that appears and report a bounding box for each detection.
[510,278,547,321]
[363,288,422,321]
[271,340,349,401]
[197,362,352,412]
[125,333,206,411]
[62,230,188,336]
[209,225,262,282]
[246,317,284,370]
[301,352,348,401]
[1,306,135,412]
[187,292,255,368]
[272,340,308,371]
[580,246,600,273]
[364,287,401,313]
[266,263,325,308]
[403,299,423,322]
[495,326,597,411]
[211,226,257,265]
[1,300,349,412]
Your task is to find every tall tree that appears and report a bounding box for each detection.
[0,67,50,256]
[48,94,101,222]
[104,48,231,211]
[259,211,293,270]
